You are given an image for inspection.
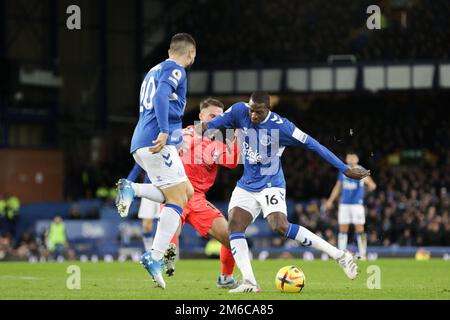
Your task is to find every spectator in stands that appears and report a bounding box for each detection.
[0,233,13,260]
[68,204,81,220]
[0,195,20,237]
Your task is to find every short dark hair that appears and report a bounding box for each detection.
[346,150,358,156]
[169,33,196,54]
[250,91,270,109]
[200,97,225,111]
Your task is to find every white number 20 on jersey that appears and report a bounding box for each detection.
[140,76,156,112]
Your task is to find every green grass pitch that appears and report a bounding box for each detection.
[1,259,449,300]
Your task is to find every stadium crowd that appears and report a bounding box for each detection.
[157,0,450,68]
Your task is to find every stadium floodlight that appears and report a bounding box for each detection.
[439,64,450,88]
[237,70,258,93]
[412,65,434,89]
[387,65,410,90]
[363,66,385,92]
[286,68,308,92]
[188,71,208,94]
[212,70,233,93]
[336,67,357,91]
[261,69,282,92]
[311,68,333,91]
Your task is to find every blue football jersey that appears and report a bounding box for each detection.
[207,102,349,192]
[338,171,365,204]
[130,59,187,153]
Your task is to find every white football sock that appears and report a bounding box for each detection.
[286,224,343,260]
[132,183,165,203]
[357,233,367,257]
[151,204,181,261]
[338,232,348,251]
[229,234,257,285]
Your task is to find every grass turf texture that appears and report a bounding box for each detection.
[0,259,449,300]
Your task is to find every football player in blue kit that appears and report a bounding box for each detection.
[200,91,370,293]
[325,151,377,260]
[116,33,196,289]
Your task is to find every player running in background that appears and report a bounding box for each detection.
[201,91,370,293]
[116,33,196,289]
[325,151,377,260]
[125,97,240,288]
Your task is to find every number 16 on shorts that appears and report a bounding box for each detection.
[228,186,288,220]
[261,188,287,218]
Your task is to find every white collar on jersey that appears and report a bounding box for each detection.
[259,111,272,125]
[165,58,184,67]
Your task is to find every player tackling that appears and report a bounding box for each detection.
[125,98,240,288]
[200,91,370,293]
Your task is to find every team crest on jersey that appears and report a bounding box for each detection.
[260,134,271,146]
[169,69,183,87]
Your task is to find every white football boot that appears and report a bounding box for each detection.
[228,280,261,293]
[336,250,359,280]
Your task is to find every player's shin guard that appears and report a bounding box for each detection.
[356,233,367,257]
[142,232,153,252]
[338,232,348,251]
[220,245,236,276]
[285,223,342,259]
[132,183,165,203]
[151,204,182,261]
[229,233,257,285]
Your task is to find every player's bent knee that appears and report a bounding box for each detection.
[163,184,190,208]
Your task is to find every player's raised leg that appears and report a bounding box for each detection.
[266,212,358,280]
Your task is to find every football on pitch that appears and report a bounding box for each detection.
[275,265,306,293]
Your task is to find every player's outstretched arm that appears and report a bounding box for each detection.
[281,121,370,179]
[306,136,370,179]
